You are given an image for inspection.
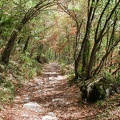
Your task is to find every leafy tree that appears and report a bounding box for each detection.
[58,0,120,79]
[1,0,55,65]
[0,0,120,103]
[58,0,120,102]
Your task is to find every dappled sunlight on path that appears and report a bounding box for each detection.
[0,62,79,120]
[0,62,120,120]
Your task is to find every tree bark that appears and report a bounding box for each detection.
[1,0,55,65]
[1,24,23,65]
[23,36,30,54]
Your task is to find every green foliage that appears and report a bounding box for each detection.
[67,74,76,86]
[60,62,74,75]
[0,78,4,84]
[0,63,5,72]
[96,100,105,107]
[19,53,42,78]
[103,70,120,86]
[0,54,42,103]
[0,79,14,103]
[116,72,120,83]
[103,71,114,82]
[0,0,119,105]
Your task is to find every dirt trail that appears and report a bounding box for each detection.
[0,62,120,120]
[0,62,79,120]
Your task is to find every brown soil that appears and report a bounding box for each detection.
[0,62,120,120]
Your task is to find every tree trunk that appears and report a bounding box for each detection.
[75,60,79,79]
[1,0,54,65]
[86,42,98,79]
[23,36,30,54]
[1,25,23,65]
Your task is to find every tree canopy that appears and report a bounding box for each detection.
[0,0,120,105]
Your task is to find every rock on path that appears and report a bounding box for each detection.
[1,62,119,119]
[0,62,72,120]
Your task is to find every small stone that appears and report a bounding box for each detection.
[42,112,58,120]
[48,112,56,117]
[22,113,28,117]
[22,94,30,103]
[23,102,42,112]
[52,98,65,107]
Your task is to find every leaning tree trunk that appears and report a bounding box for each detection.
[1,0,54,65]
[1,11,31,65]
[1,24,24,65]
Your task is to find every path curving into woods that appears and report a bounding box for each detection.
[0,62,120,120]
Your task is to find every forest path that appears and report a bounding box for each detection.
[0,62,80,120]
[0,62,120,120]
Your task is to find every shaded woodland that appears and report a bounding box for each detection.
[0,0,120,119]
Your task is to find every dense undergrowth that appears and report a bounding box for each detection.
[0,53,74,105]
[0,54,42,105]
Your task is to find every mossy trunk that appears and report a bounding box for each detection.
[79,77,111,103]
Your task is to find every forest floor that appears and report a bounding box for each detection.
[0,62,120,120]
